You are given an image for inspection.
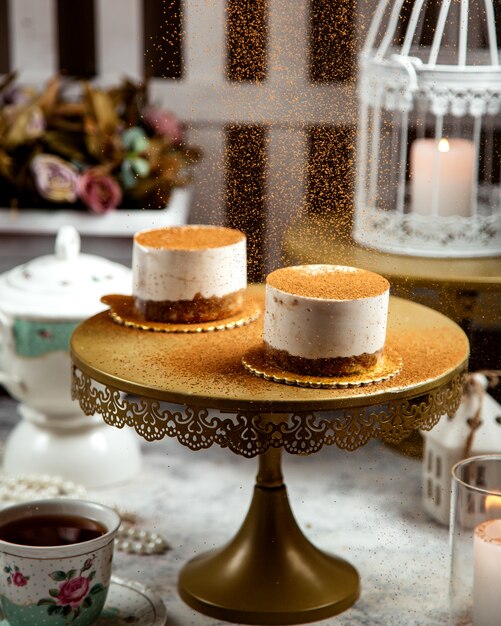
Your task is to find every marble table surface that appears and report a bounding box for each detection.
[0,393,450,626]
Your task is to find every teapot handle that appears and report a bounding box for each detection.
[0,312,26,395]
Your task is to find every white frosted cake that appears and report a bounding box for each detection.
[263,264,390,376]
[132,225,247,323]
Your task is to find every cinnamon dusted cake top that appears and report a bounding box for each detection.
[267,265,389,300]
[135,226,245,250]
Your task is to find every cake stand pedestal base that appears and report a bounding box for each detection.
[178,449,360,625]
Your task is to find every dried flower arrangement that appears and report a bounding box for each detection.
[0,75,200,214]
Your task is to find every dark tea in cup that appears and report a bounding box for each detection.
[0,514,107,547]
[0,499,120,626]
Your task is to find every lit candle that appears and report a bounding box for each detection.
[485,495,501,518]
[410,138,476,217]
[473,516,501,625]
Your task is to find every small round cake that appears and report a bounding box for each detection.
[132,225,247,323]
[264,264,390,376]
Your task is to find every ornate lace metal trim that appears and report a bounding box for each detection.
[361,60,501,116]
[72,366,465,458]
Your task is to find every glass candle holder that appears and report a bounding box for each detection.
[450,455,501,626]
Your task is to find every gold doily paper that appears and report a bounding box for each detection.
[242,346,402,389]
[101,293,262,333]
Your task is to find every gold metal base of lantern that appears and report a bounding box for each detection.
[283,216,501,327]
[179,449,360,625]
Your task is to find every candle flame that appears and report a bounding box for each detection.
[485,494,501,516]
[438,138,450,153]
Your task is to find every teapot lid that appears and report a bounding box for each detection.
[0,226,131,320]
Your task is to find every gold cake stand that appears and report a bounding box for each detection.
[71,286,468,625]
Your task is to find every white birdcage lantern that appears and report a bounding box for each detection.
[422,374,501,525]
[354,0,501,257]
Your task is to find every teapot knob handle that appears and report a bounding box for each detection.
[55,225,80,261]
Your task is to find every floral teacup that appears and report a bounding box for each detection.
[0,499,120,625]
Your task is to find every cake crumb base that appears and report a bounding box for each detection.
[135,290,244,323]
[264,344,383,377]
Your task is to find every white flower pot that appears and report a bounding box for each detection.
[0,187,190,236]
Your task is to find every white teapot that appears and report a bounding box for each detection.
[0,226,141,487]
[0,226,130,416]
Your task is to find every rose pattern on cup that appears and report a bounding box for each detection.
[36,555,106,623]
[4,565,30,587]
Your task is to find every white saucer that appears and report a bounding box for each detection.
[0,576,167,626]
